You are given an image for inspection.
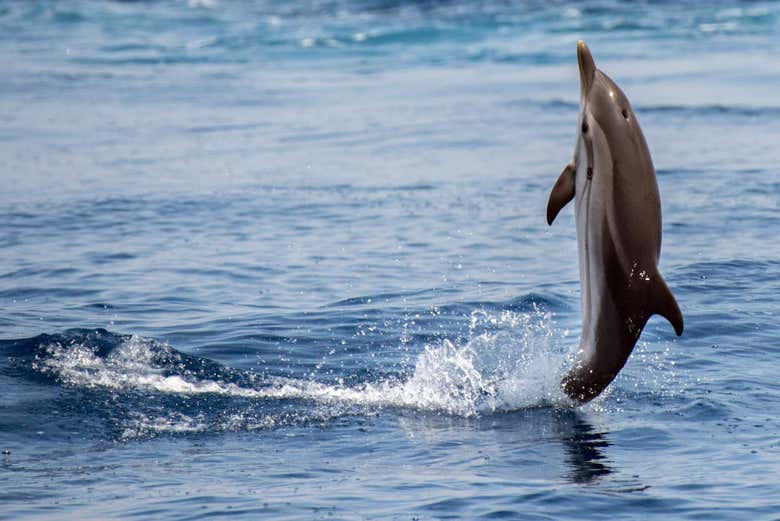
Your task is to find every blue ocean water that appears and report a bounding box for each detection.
[2,0,780,519]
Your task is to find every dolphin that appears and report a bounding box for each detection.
[547,40,683,404]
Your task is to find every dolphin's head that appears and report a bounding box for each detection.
[576,40,637,142]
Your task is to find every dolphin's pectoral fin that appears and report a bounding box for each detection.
[547,163,576,225]
[651,275,684,336]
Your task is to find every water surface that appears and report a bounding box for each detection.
[2,1,780,519]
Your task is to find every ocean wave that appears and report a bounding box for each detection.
[4,0,779,75]
[504,98,780,118]
[2,305,574,439]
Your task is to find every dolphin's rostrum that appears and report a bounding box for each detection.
[547,40,683,404]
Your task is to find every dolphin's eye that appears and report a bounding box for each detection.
[621,109,628,119]
[581,121,589,134]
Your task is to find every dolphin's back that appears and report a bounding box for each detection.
[594,72,663,271]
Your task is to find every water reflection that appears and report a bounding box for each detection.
[554,409,611,484]
[396,406,613,485]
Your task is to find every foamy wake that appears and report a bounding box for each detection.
[33,309,576,437]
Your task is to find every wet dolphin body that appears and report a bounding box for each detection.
[547,41,683,404]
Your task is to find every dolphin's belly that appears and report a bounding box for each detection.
[573,135,612,363]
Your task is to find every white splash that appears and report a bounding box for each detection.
[35,335,261,397]
[120,412,209,440]
[35,308,573,424]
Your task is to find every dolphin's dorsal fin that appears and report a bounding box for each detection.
[547,163,576,225]
[651,274,684,336]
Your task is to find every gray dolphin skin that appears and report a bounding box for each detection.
[547,40,684,404]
